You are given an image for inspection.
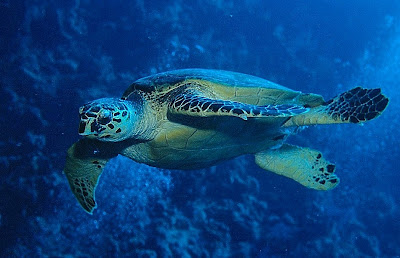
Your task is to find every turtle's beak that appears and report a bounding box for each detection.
[78,120,87,135]
[78,120,92,136]
[78,105,102,137]
[78,119,100,138]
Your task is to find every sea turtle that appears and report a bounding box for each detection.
[64,69,389,214]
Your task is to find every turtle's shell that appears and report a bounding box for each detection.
[122,69,324,107]
[119,69,326,169]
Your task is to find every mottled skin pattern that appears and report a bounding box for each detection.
[169,90,308,120]
[64,69,389,214]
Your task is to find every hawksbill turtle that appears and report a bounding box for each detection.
[64,69,389,214]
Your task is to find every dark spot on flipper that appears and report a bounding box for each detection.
[319,167,324,172]
[343,92,353,99]
[97,165,101,169]
[350,87,362,94]
[361,105,369,114]
[360,95,369,104]
[252,109,261,116]
[113,118,122,123]
[114,112,120,116]
[327,164,335,173]
[221,105,234,113]
[209,103,224,112]
[341,110,350,119]
[181,102,190,111]
[376,98,389,112]
[201,101,212,110]
[92,161,99,164]
[191,106,201,112]
[232,109,245,116]
[368,88,381,98]
[320,180,326,185]
[87,198,95,207]
[374,94,384,102]
[122,111,127,117]
[174,95,184,101]
[357,88,367,97]
[316,153,322,159]
[366,112,378,120]
[174,99,184,107]
[116,128,122,133]
[349,116,359,123]
[357,113,366,121]
[107,124,114,129]
[189,100,199,107]
[329,179,338,184]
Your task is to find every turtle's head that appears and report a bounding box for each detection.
[78,98,143,142]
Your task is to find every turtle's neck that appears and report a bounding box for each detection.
[126,97,157,141]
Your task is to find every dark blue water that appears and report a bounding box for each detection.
[1,0,400,256]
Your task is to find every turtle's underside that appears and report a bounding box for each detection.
[64,69,389,214]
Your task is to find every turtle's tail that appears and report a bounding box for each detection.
[283,87,389,127]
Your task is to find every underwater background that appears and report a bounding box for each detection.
[1,0,400,257]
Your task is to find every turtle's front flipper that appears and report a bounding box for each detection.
[64,139,117,214]
[255,144,339,190]
[284,87,389,127]
[168,93,308,120]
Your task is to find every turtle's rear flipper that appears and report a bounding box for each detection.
[283,87,389,127]
[64,139,117,214]
[255,144,339,190]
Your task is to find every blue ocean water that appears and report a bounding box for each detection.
[1,0,400,256]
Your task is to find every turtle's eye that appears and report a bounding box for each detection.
[97,110,112,125]
[98,116,111,125]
